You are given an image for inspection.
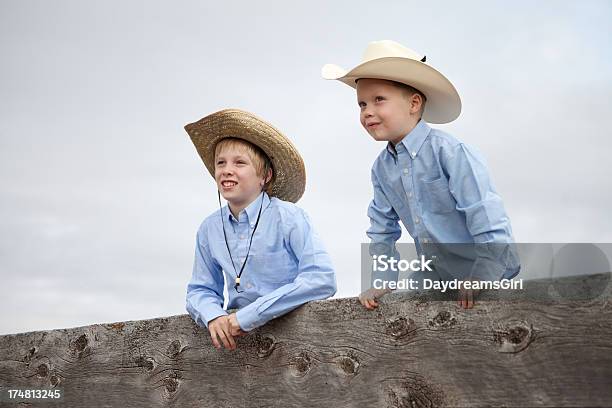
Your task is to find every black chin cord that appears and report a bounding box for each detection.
[218,191,265,293]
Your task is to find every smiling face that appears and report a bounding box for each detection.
[356,78,423,145]
[214,139,271,216]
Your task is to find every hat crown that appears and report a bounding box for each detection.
[362,40,424,63]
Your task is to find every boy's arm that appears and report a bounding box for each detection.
[367,168,402,282]
[367,168,402,250]
[359,169,403,308]
[444,143,520,281]
[185,227,227,328]
[234,209,336,332]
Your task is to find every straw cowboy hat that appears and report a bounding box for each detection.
[322,40,462,124]
[184,109,306,203]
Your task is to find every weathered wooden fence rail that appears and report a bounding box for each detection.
[1,274,612,407]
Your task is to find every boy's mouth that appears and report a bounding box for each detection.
[221,180,238,188]
[366,121,381,129]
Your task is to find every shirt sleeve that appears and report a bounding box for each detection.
[185,224,227,328]
[443,143,520,280]
[366,167,402,283]
[235,209,337,331]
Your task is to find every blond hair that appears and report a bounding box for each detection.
[214,138,272,180]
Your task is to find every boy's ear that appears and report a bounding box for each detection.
[260,168,273,188]
[410,93,424,113]
[265,168,273,184]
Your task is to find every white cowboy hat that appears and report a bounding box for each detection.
[185,109,306,203]
[322,40,461,124]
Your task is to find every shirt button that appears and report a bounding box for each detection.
[411,151,416,157]
[403,168,409,174]
[415,218,420,224]
[422,238,429,243]
[408,192,413,198]
[239,234,245,239]
[247,283,252,289]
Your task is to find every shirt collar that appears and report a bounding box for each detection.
[227,192,271,226]
[386,120,431,159]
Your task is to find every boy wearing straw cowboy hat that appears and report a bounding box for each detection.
[184,109,336,351]
[322,40,519,309]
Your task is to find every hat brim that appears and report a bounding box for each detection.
[185,109,306,203]
[322,57,461,124]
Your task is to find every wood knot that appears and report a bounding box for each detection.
[135,355,156,372]
[428,311,457,328]
[255,334,276,358]
[36,363,49,378]
[493,322,534,353]
[162,372,182,396]
[50,374,61,387]
[167,340,185,358]
[71,334,88,354]
[22,347,37,365]
[291,352,312,377]
[163,377,179,393]
[386,377,444,408]
[338,354,360,375]
[386,316,417,339]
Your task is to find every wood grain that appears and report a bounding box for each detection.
[1,274,611,407]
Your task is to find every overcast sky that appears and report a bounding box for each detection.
[1,0,611,335]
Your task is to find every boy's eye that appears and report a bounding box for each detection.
[216,160,225,165]
[358,102,366,108]
[375,96,385,102]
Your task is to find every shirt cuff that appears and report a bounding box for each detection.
[201,306,228,328]
[235,306,262,332]
[469,257,507,281]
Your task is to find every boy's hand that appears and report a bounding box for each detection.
[457,280,481,309]
[228,313,247,337]
[359,288,391,310]
[208,315,237,351]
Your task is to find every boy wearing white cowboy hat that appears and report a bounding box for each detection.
[323,40,520,309]
[184,109,336,351]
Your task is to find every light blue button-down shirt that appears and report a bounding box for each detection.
[186,192,336,332]
[368,120,520,281]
